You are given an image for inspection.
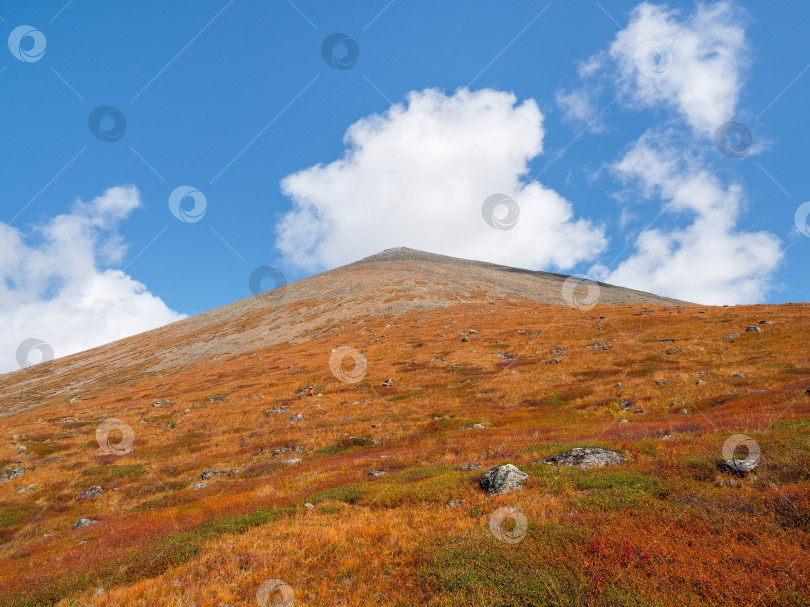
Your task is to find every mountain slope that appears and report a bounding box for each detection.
[0,249,807,607]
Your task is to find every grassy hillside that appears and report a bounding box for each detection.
[0,301,808,605]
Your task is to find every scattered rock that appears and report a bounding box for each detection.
[468,329,478,334]
[535,447,625,469]
[553,346,566,356]
[151,401,163,408]
[479,464,529,496]
[192,483,209,490]
[446,499,466,508]
[732,373,745,378]
[660,338,675,342]
[545,358,561,364]
[723,333,740,340]
[264,407,288,415]
[655,380,669,386]
[619,419,630,424]
[72,518,98,529]
[382,378,397,387]
[460,464,481,471]
[462,423,485,430]
[495,352,517,360]
[284,458,302,464]
[585,342,610,350]
[759,320,773,325]
[0,467,25,483]
[367,470,387,477]
[304,502,315,510]
[696,380,706,386]
[17,484,36,494]
[661,434,675,440]
[77,486,103,500]
[200,469,229,480]
[615,382,623,388]
[680,408,689,414]
[288,414,304,423]
[745,326,762,333]
[665,349,678,355]
[460,336,469,343]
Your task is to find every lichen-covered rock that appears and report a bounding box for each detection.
[535,447,625,469]
[77,486,102,499]
[73,518,98,529]
[479,464,529,496]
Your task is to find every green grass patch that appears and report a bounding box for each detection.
[79,464,148,484]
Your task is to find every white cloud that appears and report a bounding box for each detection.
[1,186,186,374]
[275,87,607,272]
[559,1,780,304]
[591,131,782,304]
[558,1,750,137]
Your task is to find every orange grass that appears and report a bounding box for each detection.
[0,301,808,606]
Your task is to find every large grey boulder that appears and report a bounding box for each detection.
[479,464,529,496]
[535,447,625,469]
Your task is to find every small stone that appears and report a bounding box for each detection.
[151,401,162,407]
[660,338,675,342]
[665,349,678,355]
[446,499,466,508]
[619,419,630,424]
[77,486,102,500]
[460,464,481,471]
[745,326,762,333]
[17,484,36,494]
[615,383,623,388]
[200,469,229,480]
[192,483,209,490]
[72,518,99,529]
[284,457,302,464]
[680,408,689,414]
[696,380,706,386]
[468,329,478,334]
[463,423,485,430]
[553,346,566,356]
[546,358,561,364]
[759,320,773,325]
[288,414,304,423]
[723,333,740,340]
[732,373,745,378]
[461,337,469,342]
[367,470,387,477]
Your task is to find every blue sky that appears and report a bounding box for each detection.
[2,0,809,371]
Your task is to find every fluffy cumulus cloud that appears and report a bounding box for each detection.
[591,131,782,303]
[560,1,781,304]
[0,186,185,374]
[559,1,749,136]
[275,88,607,272]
